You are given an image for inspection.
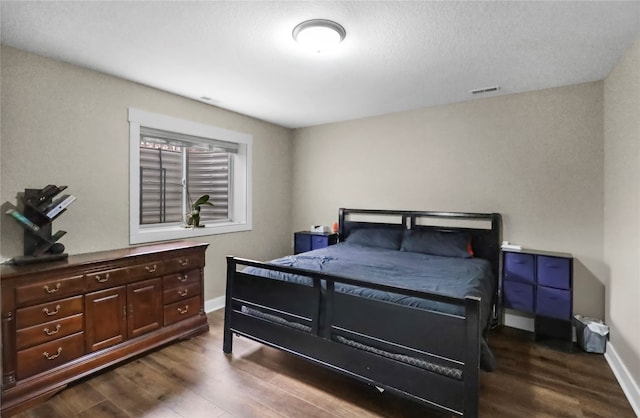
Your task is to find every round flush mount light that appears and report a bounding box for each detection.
[292,19,346,53]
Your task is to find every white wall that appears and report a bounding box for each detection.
[292,82,605,320]
[0,46,294,301]
[604,36,640,409]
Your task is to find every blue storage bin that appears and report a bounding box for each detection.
[536,286,571,319]
[504,252,535,283]
[294,234,311,253]
[503,280,534,313]
[537,256,571,289]
[311,235,329,250]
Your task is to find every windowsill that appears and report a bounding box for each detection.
[130,221,252,244]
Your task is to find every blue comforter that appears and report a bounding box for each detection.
[247,243,494,327]
[244,242,497,370]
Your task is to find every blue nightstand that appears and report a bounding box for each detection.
[502,248,574,351]
[294,231,338,254]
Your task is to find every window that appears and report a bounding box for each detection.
[129,108,252,244]
[139,130,233,225]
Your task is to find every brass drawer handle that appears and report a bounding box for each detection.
[43,283,61,294]
[178,274,188,283]
[43,324,61,336]
[145,264,157,273]
[43,305,61,316]
[95,273,110,283]
[178,289,188,297]
[43,347,62,360]
[178,258,189,266]
[177,305,189,315]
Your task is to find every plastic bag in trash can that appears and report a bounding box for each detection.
[574,315,609,353]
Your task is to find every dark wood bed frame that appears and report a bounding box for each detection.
[223,209,502,417]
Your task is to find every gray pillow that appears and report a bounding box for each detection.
[401,229,472,258]
[345,228,403,250]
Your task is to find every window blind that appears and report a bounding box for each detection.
[140,147,183,224]
[139,136,232,225]
[187,150,230,221]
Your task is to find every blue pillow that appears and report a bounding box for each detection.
[345,228,403,250]
[401,229,472,258]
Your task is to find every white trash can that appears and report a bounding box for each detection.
[573,315,609,354]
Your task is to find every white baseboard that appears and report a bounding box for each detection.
[503,312,535,332]
[605,342,640,416]
[205,296,225,313]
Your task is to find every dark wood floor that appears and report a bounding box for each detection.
[14,310,635,418]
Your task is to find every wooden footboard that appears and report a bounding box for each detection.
[223,256,481,417]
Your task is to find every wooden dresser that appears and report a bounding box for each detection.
[0,241,209,416]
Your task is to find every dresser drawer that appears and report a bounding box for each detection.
[163,281,201,305]
[503,252,535,283]
[15,275,85,306]
[536,286,571,319]
[16,313,84,350]
[164,296,200,326]
[164,254,205,275]
[163,269,201,290]
[536,256,571,289]
[16,332,85,380]
[86,267,129,291]
[16,295,84,329]
[128,261,165,281]
[503,280,534,313]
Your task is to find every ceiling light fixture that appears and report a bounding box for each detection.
[292,19,346,53]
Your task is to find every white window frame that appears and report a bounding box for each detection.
[129,108,252,244]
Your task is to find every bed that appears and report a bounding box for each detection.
[223,208,502,417]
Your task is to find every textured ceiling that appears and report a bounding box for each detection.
[1,1,639,128]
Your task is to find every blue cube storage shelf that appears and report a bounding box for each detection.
[502,248,574,351]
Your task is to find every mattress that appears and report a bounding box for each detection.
[248,243,493,320]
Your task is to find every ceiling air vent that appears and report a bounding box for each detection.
[470,86,500,95]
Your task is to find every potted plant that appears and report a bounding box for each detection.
[186,194,214,228]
